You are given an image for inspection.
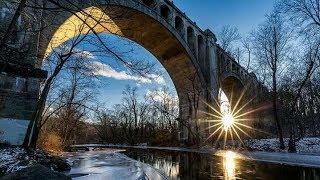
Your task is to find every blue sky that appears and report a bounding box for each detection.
[172,0,276,36]
[91,35,174,107]
[49,1,277,108]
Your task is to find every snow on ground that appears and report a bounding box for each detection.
[237,151,320,168]
[0,147,69,176]
[244,137,320,154]
[296,138,320,154]
[75,137,320,155]
[0,147,37,174]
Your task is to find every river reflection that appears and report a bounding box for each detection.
[223,151,235,180]
[122,148,320,180]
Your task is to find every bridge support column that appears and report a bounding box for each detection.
[178,89,209,145]
[203,30,220,142]
[0,0,46,145]
[0,64,46,145]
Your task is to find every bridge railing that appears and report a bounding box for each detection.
[136,0,216,61]
[217,45,251,81]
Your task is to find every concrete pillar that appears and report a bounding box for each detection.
[207,41,219,98]
[0,0,46,145]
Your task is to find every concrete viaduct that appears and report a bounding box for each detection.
[0,0,262,145]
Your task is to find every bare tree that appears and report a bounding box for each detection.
[285,40,319,151]
[184,73,204,145]
[280,0,320,38]
[277,0,320,151]
[94,85,180,146]
[217,25,241,53]
[23,24,93,147]
[147,86,179,132]
[38,52,99,150]
[251,9,293,150]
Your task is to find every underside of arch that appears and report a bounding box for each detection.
[220,76,245,107]
[37,3,206,119]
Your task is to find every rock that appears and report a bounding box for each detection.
[0,167,6,177]
[0,164,71,180]
[26,149,71,172]
[48,156,71,172]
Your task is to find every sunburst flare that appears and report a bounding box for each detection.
[201,88,271,149]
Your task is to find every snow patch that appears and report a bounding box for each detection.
[0,147,70,176]
[245,138,320,154]
[0,148,36,174]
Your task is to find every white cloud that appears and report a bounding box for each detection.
[74,49,96,59]
[148,74,165,85]
[54,45,96,59]
[87,61,165,84]
[146,89,178,103]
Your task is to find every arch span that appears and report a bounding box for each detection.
[0,0,265,145]
[37,1,207,120]
[220,75,245,107]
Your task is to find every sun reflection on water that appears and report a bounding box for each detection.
[223,151,236,180]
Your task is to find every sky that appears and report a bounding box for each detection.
[89,35,174,107]
[48,1,277,108]
[172,0,276,36]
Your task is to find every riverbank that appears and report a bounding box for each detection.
[0,147,70,177]
[71,137,320,154]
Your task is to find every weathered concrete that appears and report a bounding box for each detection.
[0,0,263,144]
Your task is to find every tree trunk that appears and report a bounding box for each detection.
[23,56,68,147]
[24,86,50,148]
[272,71,285,150]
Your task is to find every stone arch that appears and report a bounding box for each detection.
[187,26,195,52]
[220,75,245,108]
[174,16,184,34]
[142,0,156,8]
[36,1,206,121]
[160,4,171,21]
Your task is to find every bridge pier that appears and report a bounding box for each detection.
[0,63,46,145]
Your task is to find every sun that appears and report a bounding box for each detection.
[222,113,234,132]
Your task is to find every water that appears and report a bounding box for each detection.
[64,148,320,180]
[63,149,167,180]
[123,148,320,179]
